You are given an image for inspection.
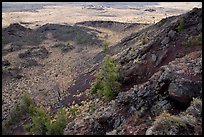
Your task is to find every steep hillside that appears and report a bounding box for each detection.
[63,8,202,135]
[2,8,202,135]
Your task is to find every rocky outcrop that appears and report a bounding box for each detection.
[20,59,41,68]
[52,43,75,53]
[2,23,103,56]
[168,79,201,104]
[2,66,23,79]
[18,47,49,59]
[63,8,202,135]
[117,8,202,86]
[64,50,202,135]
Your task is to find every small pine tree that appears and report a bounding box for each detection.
[25,106,68,135]
[177,18,185,32]
[91,55,120,101]
[27,107,51,135]
[21,93,35,114]
[46,108,67,135]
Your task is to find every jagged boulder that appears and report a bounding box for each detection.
[168,79,202,104]
[168,30,177,40]
[161,36,170,46]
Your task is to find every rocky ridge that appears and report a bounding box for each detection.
[63,8,202,135]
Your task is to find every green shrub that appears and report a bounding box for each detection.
[176,18,185,32]
[2,93,35,135]
[7,93,34,125]
[26,106,51,135]
[46,108,67,135]
[25,106,68,135]
[21,93,35,113]
[196,33,202,45]
[91,55,120,101]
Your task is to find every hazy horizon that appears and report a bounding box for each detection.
[2,2,202,12]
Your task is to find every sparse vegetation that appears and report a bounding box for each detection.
[91,55,121,101]
[68,105,79,116]
[151,111,189,134]
[46,108,67,135]
[176,18,185,32]
[25,106,68,135]
[196,33,202,45]
[191,97,202,106]
[2,93,35,135]
[182,34,202,47]
[25,106,51,135]
[133,57,142,64]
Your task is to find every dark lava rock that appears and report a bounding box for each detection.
[155,49,168,66]
[144,9,156,12]
[2,67,23,79]
[52,43,66,48]
[161,37,170,46]
[151,54,157,62]
[91,122,106,135]
[19,47,49,59]
[5,23,31,32]
[168,30,176,40]
[168,79,202,104]
[2,59,11,67]
[21,59,40,68]
[18,50,31,58]
[61,45,75,53]
[52,43,75,53]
